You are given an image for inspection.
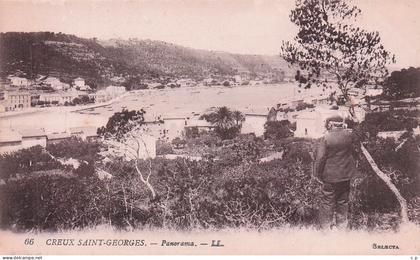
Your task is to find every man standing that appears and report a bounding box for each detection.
[314,116,359,229]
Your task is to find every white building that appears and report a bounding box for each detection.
[294,107,350,138]
[3,90,31,111]
[69,127,98,141]
[18,128,47,149]
[73,77,85,88]
[47,132,71,145]
[39,90,80,105]
[105,85,126,98]
[233,75,242,84]
[8,76,28,87]
[241,114,268,137]
[89,90,109,103]
[163,117,187,141]
[176,79,196,88]
[43,77,70,90]
[0,128,23,154]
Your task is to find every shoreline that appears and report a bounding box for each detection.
[0,84,334,132]
[0,91,131,118]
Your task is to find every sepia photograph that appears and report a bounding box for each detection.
[0,0,419,256]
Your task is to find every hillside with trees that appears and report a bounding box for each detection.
[0,32,290,84]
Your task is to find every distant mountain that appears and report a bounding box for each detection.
[0,32,291,85]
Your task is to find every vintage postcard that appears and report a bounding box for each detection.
[0,0,419,256]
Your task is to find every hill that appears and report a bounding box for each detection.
[0,32,291,85]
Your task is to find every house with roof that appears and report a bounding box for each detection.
[47,132,71,145]
[89,89,109,103]
[42,77,70,91]
[3,90,31,111]
[105,85,126,98]
[69,127,99,141]
[0,128,23,154]
[162,117,188,140]
[176,79,197,88]
[18,128,47,149]
[73,77,85,88]
[8,76,28,87]
[242,113,268,137]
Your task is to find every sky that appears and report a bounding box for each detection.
[0,0,419,68]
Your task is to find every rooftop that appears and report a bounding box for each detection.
[69,126,98,137]
[47,132,71,140]
[0,128,22,143]
[18,128,46,137]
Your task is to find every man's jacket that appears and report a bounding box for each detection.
[313,129,358,183]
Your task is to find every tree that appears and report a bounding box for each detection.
[264,120,294,140]
[281,0,409,223]
[200,107,245,139]
[98,109,157,199]
[172,137,187,149]
[281,0,394,111]
[232,110,246,127]
[383,67,420,100]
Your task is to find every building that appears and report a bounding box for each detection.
[184,119,213,137]
[73,77,85,88]
[39,90,80,105]
[290,99,304,109]
[39,93,63,104]
[105,85,126,98]
[61,91,78,104]
[8,76,28,87]
[47,132,71,145]
[69,127,99,141]
[18,128,47,149]
[89,90,108,103]
[176,79,197,88]
[3,91,31,111]
[233,75,242,84]
[294,107,350,138]
[79,85,91,91]
[0,128,22,154]
[242,114,268,137]
[42,77,70,91]
[162,117,188,140]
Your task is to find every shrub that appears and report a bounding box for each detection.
[264,120,294,140]
[171,137,186,149]
[156,140,174,155]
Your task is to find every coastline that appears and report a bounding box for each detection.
[0,91,131,118]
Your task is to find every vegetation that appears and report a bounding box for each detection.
[200,107,245,140]
[97,109,146,139]
[281,0,394,104]
[0,109,419,231]
[360,110,419,136]
[383,67,420,100]
[264,120,295,140]
[0,32,289,82]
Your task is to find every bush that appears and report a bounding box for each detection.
[264,120,294,140]
[171,137,186,149]
[0,175,108,231]
[361,110,419,136]
[156,140,174,155]
[0,146,65,180]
